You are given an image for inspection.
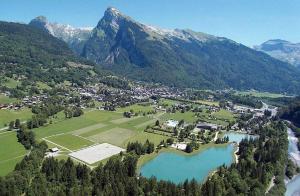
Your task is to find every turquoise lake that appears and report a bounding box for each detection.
[140,144,234,184]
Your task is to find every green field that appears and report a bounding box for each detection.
[46,134,94,151]
[116,104,153,113]
[0,95,18,104]
[196,100,219,106]
[88,127,136,147]
[235,91,290,98]
[3,78,20,88]
[160,111,197,123]
[212,109,236,122]
[0,100,237,175]
[0,108,32,128]
[0,132,28,176]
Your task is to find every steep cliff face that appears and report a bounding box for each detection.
[29,16,92,54]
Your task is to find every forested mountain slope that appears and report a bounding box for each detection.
[80,8,300,94]
[0,21,94,85]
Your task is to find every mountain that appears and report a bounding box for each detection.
[79,8,300,93]
[29,16,92,54]
[28,8,300,94]
[254,39,300,68]
[0,21,94,85]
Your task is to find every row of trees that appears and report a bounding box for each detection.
[16,125,35,149]
[126,140,155,155]
[215,136,229,144]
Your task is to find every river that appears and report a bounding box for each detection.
[285,127,300,196]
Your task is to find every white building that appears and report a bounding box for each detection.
[166,119,179,128]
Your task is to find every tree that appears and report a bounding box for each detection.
[15,119,21,129]
[166,138,174,145]
[185,143,193,153]
[155,120,160,127]
[8,121,14,130]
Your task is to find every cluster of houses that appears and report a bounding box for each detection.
[0,92,48,110]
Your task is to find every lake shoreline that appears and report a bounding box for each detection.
[137,142,235,184]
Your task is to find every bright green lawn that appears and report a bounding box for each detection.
[0,108,32,128]
[34,110,122,139]
[160,111,197,123]
[0,132,28,176]
[46,134,94,151]
[88,127,136,147]
[125,132,168,147]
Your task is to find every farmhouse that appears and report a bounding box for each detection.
[196,122,219,131]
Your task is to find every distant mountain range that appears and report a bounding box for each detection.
[254,39,300,68]
[29,16,92,54]
[23,7,300,93]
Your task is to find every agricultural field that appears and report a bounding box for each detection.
[235,91,290,98]
[211,109,237,122]
[0,108,32,128]
[160,111,197,123]
[0,99,237,175]
[196,100,219,106]
[0,132,28,176]
[30,106,170,166]
[0,95,18,104]
[116,103,154,113]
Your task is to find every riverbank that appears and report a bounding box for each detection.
[285,126,300,196]
[234,144,239,163]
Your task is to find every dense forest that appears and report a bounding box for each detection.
[202,121,288,196]
[279,96,300,126]
[0,21,96,87]
[0,121,289,195]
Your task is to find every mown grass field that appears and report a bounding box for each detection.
[235,91,289,98]
[46,134,94,151]
[0,132,28,176]
[0,108,32,128]
[160,111,197,123]
[116,103,154,113]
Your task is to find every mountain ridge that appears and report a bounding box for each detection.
[29,16,92,54]
[29,7,300,93]
[254,39,300,68]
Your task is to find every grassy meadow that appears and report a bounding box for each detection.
[0,98,237,175]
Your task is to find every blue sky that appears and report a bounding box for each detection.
[1,0,300,46]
